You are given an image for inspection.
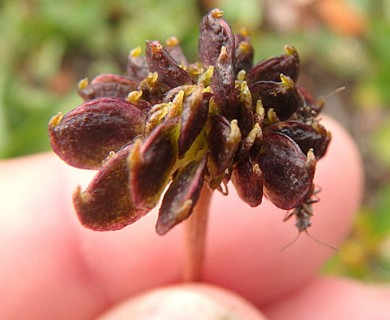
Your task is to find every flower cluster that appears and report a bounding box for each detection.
[48,9,330,235]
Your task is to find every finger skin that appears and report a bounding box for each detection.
[0,155,106,319]
[263,276,390,320]
[98,284,266,320]
[0,116,363,319]
[203,116,365,306]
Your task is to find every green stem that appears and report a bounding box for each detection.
[182,185,213,282]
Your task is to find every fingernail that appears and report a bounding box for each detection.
[98,286,245,320]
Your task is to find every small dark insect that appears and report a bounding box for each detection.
[282,184,338,251]
[284,183,319,232]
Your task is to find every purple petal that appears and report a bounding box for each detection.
[207,115,242,188]
[199,8,235,67]
[257,133,316,210]
[210,46,238,120]
[77,74,138,101]
[145,40,193,88]
[249,75,303,120]
[165,36,189,66]
[73,144,149,231]
[231,157,263,207]
[264,121,331,159]
[48,97,146,169]
[247,45,300,84]
[178,87,210,157]
[127,47,149,80]
[129,117,179,209]
[156,156,207,235]
[234,31,254,75]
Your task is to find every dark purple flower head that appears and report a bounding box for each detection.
[48,8,330,235]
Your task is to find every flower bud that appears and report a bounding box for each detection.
[247,45,300,83]
[199,9,235,67]
[257,133,316,210]
[264,120,331,159]
[231,157,263,207]
[145,40,193,88]
[77,74,138,101]
[48,97,146,169]
[73,144,149,231]
[129,118,179,210]
[127,47,149,80]
[249,74,303,120]
[156,156,207,235]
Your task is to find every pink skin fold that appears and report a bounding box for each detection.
[2,116,388,320]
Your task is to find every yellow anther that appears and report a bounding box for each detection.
[306,149,316,166]
[166,36,179,47]
[237,70,246,82]
[48,112,63,128]
[130,47,142,57]
[239,41,251,52]
[283,45,297,56]
[77,78,89,90]
[239,26,250,37]
[280,74,294,88]
[211,8,224,18]
[126,90,143,103]
[148,72,158,84]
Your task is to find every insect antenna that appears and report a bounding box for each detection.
[280,232,302,251]
[305,230,339,251]
[321,86,346,101]
[281,230,339,252]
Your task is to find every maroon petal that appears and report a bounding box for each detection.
[257,133,316,210]
[165,36,189,66]
[145,40,193,88]
[207,115,241,188]
[48,97,146,169]
[249,75,303,120]
[247,45,300,84]
[129,117,179,210]
[210,46,238,120]
[73,144,149,231]
[264,121,331,159]
[77,74,138,101]
[127,47,149,80]
[231,157,263,207]
[178,87,210,158]
[234,30,254,75]
[199,8,235,67]
[156,156,207,235]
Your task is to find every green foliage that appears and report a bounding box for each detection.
[0,0,199,158]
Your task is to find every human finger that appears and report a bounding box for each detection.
[97,284,266,320]
[202,115,364,306]
[67,115,363,310]
[0,116,363,318]
[262,276,390,319]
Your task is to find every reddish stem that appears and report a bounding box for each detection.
[182,186,213,282]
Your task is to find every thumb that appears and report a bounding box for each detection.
[96,284,266,320]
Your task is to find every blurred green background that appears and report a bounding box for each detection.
[1,0,390,281]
